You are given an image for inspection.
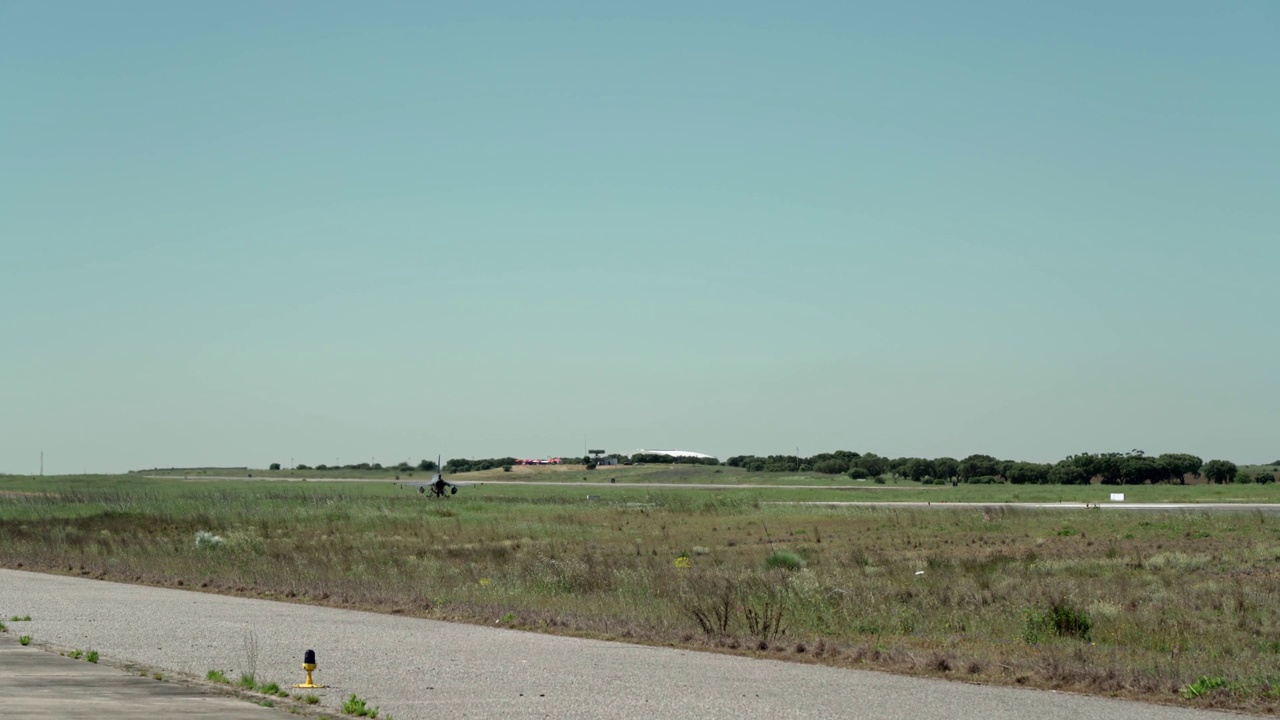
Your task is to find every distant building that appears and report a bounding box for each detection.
[589,450,619,466]
[636,449,716,460]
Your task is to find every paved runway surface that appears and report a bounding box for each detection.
[0,569,1255,720]
[0,638,293,719]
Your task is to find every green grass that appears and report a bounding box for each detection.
[86,649,99,663]
[342,693,378,717]
[206,669,230,683]
[19,635,31,646]
[256,680,285,696]
[3,472,1280,712]
[9,615,31,621]
[1182,675,1230,699]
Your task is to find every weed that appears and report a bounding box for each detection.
[682,574,737,637]
[342,693,379,717]
[86,650,99,663]
[19,635,31,646]
[260,700,275,708]
[257,681,283,695]
[9,615,31,622]
[765,550,806,570]
[742,576,789,642]
[305,694,321,705]
[152,673,163,680]
[194,531,224,550]
[0,621,6,633]
[206,670,230,683]
[1182,675,1230,699]
[237,673,257,689]
[1023,600,1092,643]
[68,649,83,659]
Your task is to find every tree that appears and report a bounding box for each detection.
[417,459,439,472]
[857,454,889,478]
[959,454,1000,482]
[1049,461,1090,485]
[901,458,935,482]
[269,463,281,471]
[1157,453,1202,484]
[1203,459,1238,485]
[1006,462,1051,485]
[812,459,850,475]
[932,457,960,482]
[1119,452,1163,485]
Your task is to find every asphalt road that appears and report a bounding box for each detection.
[0,639,294,719]
[0,569,1253,720]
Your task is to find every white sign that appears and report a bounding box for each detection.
[1110,493,1125,502]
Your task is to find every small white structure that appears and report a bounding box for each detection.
[636,449,716,459]
[1110,493,1125,502]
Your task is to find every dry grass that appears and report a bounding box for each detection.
[3,477,1280,713]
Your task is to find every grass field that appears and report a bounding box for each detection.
[4,471,1280,713]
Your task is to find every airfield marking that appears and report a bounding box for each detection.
[774,501,1280,512]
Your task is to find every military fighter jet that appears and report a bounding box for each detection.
[395,456,472,498]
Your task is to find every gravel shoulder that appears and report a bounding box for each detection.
[0,569,1254,720]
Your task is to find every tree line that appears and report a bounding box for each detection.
[276,450,1275,485]
[726,450,1274,485]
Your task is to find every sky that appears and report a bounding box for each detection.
[2,2,1278,474]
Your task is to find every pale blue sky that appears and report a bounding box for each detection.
[2,2,1277,473]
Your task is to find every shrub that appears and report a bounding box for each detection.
[19,635,31,646]
[86,650,99,663]
[1182,675,1229,699]
[1023,600,1092,643]
[194,531,224,550]
[765,550,806,571]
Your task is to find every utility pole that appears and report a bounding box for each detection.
[40,451,43,476]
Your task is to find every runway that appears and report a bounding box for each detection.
[0,569,1253,720]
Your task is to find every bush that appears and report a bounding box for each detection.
[765,550,806,570]
[1023,600,1092,643]
[846,467,870,480]
[268,463,281,471]
[194,531,224,550]
[1182,675,1229,699]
